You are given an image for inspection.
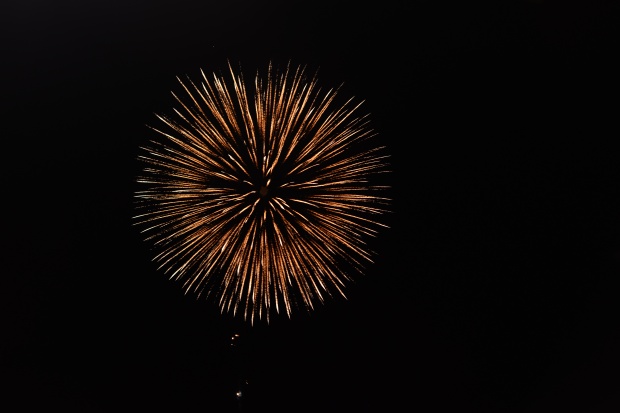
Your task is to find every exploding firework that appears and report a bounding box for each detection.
[134,61,391,323]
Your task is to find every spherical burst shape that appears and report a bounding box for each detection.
[134,61,391,323]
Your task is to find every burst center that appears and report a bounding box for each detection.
[258,185,269,198]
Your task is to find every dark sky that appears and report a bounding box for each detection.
[3,1,620,412]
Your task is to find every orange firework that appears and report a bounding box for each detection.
[134,61,391,323]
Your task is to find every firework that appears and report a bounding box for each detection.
[134,61,390,323]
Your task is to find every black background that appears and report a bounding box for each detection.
[3,1,620,412]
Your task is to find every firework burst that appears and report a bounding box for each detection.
[134,61,391,323]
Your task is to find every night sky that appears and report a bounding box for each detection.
[3,1,620,412]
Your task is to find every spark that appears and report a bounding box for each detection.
[134,61,391,323]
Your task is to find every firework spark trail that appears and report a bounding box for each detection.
[134,61,391,323]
